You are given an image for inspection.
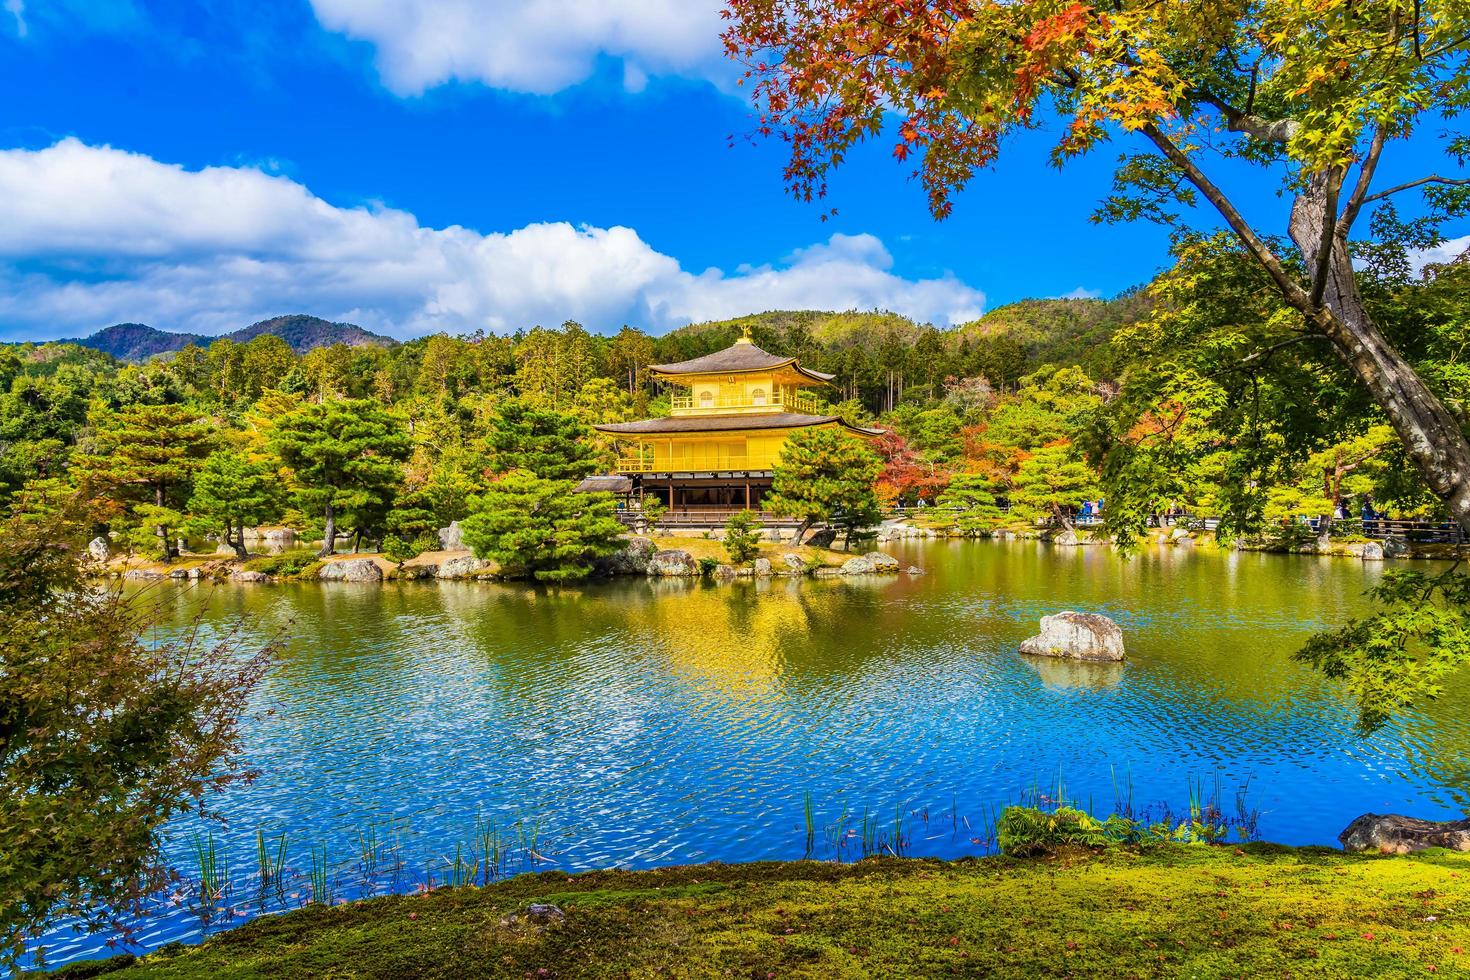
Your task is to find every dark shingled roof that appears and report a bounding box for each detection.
[573,475,634,494]
[593,413,882,436]
[649,339,836,382]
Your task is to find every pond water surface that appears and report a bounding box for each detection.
[36,540,1470,967]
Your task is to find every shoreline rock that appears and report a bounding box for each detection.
[1339,813,1470,854]
[649,550,699,577]
[1019,612,1126,662]
[318,558,383,583]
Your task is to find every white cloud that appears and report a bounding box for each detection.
[0,139,987,340]
[308,0,728,95]
[1053,286,1102,300]
[4,0,25,37]
[1408,235,1470,277]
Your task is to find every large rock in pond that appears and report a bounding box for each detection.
[1360,541,1385,561]
[840,555,875,575]
[436,554,494,580]
[780,553,806,573]
[865,551,900,572]
[1340,813,1470,854]
[1019,611,1126,662]
[232,570,271,583]
[753,557,773,577]
[649,549,698,577]
[87,536,111,562]
[1383,536,1411,558]
[318,558,383,583]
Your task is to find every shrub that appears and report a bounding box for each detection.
[697,556,720,577]
[722,510,762,564]
[996,806,1110,856]
[242,549,322,577]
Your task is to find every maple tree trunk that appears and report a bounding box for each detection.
[1289,173,1470,536]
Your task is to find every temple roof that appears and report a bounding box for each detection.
[593,412,882,436]
[573,475,634,494]
[649,337,836,383]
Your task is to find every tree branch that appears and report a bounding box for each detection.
[1311,167,1346,307]
[1337,125,1388,234]
[1359,174,1470,205]
[1139,123,1312,308]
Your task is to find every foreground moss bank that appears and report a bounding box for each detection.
[48,846,1470,979]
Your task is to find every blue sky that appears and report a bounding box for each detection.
[0,0,1464,341]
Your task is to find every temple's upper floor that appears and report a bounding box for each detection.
[650,335,834,417]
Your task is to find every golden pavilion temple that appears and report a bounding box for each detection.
[593,332,881,519]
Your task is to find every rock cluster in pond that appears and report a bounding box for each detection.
[600,536,656,575]
[1339,813,1470,854]
[1019,611,1126,662]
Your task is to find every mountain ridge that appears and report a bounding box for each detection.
[58,314,395,361]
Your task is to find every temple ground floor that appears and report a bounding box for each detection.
[624,472,789,526]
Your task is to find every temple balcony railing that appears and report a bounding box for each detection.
[614,452,780,473]
[668,391,822,416]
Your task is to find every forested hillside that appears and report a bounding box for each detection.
[2,239,1466,575]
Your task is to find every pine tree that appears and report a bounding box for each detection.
[1009,442,1098,534]
[75,404,216,559]
[188,451,288,559]
[460,470,624,581]
[269,399,410,556]
[936,473,1008,536]
[765,427,883,548]
[485,400,601,481]
[722,509,763,565]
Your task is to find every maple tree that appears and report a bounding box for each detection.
[723,0,1470,531]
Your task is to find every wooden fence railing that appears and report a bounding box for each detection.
[880,507,1463,543]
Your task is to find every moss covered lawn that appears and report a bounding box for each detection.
[49,846,1470,978]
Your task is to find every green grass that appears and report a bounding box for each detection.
[42,845,1470,978]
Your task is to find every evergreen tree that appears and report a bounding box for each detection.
[188,451,288,559]
[485,400,601,481]
[269,399,410,556]
[460,470,624,581]
[1009,442,1098,534]
[75,404,215,559]
[766,427,883,547]
[382,486,442,560]
[722,509,762,565]
[937,473,1008,536]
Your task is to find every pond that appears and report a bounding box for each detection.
[35,540,1470,967]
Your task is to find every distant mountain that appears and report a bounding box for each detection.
[225,315,394,353]
[72,322,205,361]
[61,314,395,362]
